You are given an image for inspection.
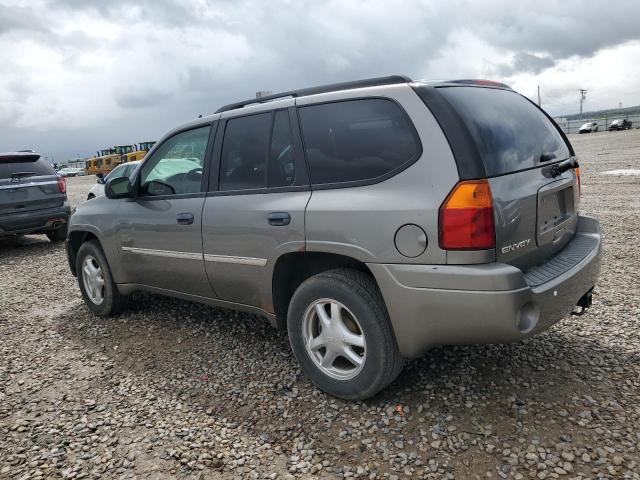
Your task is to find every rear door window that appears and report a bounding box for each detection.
[219,113,271,191]
[298,99,420,185]
[219,110,296,191]
[0,157,55,179]
[437,87,570,176]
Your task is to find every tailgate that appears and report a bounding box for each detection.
[0,176,64,215]
[435,85,579,270]
[490,168,579,269]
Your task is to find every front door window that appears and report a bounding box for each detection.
[139,126,211,196]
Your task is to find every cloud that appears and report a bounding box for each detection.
[115,89,173,109]
[1,0,640,160]
[496,52,556,76]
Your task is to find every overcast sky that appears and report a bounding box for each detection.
[1,0,640,162]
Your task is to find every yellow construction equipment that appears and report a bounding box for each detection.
[86,158,99,175]
[119,142,156,163]
[87,149,114,175]
[87,142,156,175]
[99,148,122,174]
[132,141,156,161]
[112,145,137,167]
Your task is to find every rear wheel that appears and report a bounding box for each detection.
[287,268,403,400]
[46,224,68,243]
[76,240,128,316]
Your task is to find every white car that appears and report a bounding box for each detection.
[58,167,83,177]
[87,161,141,200]
[578,122,598,134]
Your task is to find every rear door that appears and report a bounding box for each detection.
[202,103,310,309]
[436,86,579,269]
[0,154,63,217]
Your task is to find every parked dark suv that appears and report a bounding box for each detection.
[608,119,632,131]
[1,151,70,242]
[66,76,602,400]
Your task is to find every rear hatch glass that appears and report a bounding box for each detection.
[437,86,571,176]
[0,156,55,179]
[436,86,578,270]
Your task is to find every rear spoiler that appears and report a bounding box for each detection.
[0,151,41,162]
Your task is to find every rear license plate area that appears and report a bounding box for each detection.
[537,180,575,245]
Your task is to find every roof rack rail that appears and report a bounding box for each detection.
[215,74,413,113]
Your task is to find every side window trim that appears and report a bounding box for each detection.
[131,122,215,199]
[295,96,423,190]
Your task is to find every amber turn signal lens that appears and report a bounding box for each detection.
[438,179,495,250]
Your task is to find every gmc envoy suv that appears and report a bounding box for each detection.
[67,76,602,400]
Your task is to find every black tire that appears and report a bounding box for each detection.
[287,268,403,400]
[76,240,128,316]
[46,224,68,243]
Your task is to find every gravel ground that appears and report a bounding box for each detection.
[1,130,639,479]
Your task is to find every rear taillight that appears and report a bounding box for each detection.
[57,176,66,193]
[439,179,495,250]
[575,165,581,195]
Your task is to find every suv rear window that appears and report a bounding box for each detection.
[0,157,55,179]
[299,99,420,185]
[437,87,570,176]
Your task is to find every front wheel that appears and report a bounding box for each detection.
[287,269,403,400]
[76,240,128,316]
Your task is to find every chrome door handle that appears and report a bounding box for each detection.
[267,212,290,226]
[176,213,194,225]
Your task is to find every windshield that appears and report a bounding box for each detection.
[437,86,571,176]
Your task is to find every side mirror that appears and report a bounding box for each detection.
[96,173,105,184]
[105,177,133,199]
[146,180,175,196]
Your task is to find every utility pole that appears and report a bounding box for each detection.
[578,89,588,117]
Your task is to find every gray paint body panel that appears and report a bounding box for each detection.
[66,80,603,362]
[303,85,458,265]
[369,215,601,357]
[202,191,309,311]
[489,164,579,269]
[116,196,213,297]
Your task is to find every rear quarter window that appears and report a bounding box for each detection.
[437,87,571,176]
[0,157,55,179]
[298,98,421,185]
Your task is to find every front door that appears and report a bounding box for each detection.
[116,125,215,297]
[202,106,310,309]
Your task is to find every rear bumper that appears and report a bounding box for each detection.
[0,202,71,236]
[369,216,602,358]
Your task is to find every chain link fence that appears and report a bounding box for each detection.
[554,114,640,134]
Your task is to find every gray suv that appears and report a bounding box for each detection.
[66,76,602,400]
[1,151,70,242]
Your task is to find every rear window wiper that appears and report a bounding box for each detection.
[550,158,578,178]
[540,153,557,162]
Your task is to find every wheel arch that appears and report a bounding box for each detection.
[271,251,380,330]
[66,229,102,276]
